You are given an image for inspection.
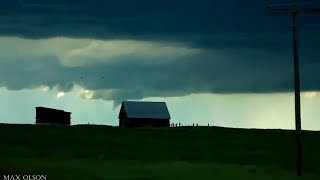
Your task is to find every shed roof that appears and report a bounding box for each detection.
[36,106,71,114]
[120,101,171,119]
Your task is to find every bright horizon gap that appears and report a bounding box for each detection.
[0,87,319,131]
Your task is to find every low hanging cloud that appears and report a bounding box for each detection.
[78,89,94,99]
[0,35,319,106]
[58,40,201,67]
[0,37,200,67]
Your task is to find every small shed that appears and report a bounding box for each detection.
[118,101,171,127]
[35,107,71,125]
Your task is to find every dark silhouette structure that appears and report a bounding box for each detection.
[118,101,171,127]
[35,107,71,125]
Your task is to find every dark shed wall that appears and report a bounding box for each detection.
[36,108,71,125]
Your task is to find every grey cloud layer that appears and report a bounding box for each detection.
[0,44,319,104]
[0,0,319,103]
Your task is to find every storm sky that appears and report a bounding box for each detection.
[0,0,319,130]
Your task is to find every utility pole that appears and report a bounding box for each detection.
[265,0,320,176]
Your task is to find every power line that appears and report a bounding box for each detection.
[265,0,320,177]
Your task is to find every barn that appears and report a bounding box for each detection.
[35,107,71,125]
[118,101,171,127]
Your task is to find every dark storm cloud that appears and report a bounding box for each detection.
[0,0,319,51]
[0,0,319,103]
[0,0,318,45]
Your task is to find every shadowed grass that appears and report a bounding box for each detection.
[1,124,320,179]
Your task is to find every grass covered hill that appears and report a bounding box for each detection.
[1,124,320,179]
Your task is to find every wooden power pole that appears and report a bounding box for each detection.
[265,0,320,176]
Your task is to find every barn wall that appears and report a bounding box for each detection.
[119,118,170,127]
[118,105,128,127]
[119,117,127,127]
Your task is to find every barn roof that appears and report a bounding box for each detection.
[120,101,171,119]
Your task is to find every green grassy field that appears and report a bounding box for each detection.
[1,124,320,179]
